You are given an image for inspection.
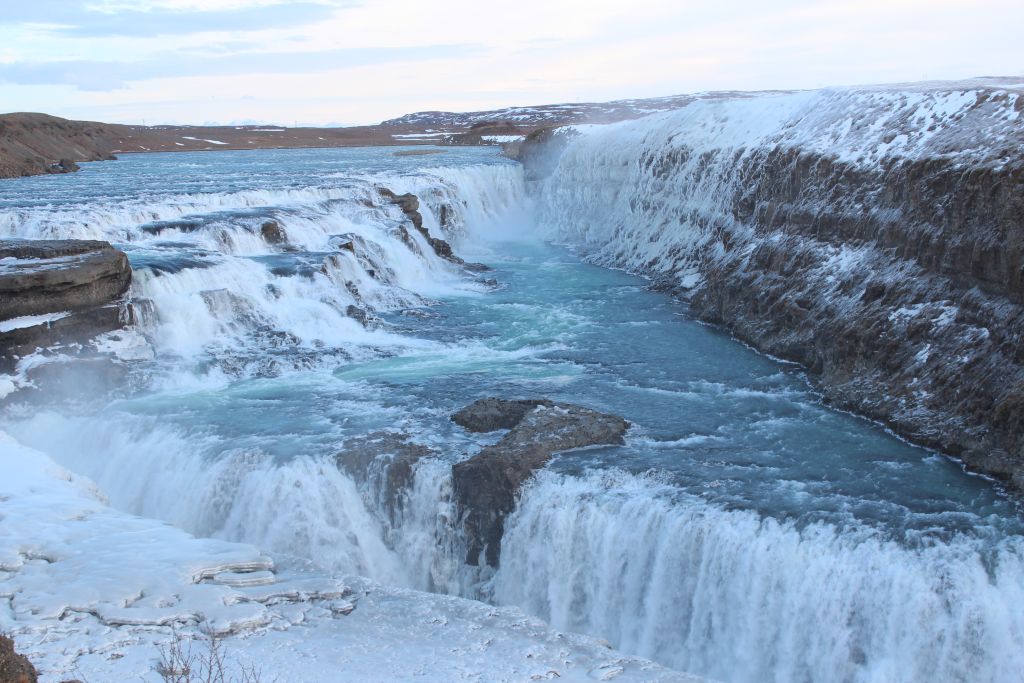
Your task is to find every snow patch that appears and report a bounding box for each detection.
[181,136,229,145]
[0,311,70,333]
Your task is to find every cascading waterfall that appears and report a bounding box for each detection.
[3,128,1023,683]
[2,152,531,592]
[493,470,1024,683]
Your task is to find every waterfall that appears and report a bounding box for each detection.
[494,470,1024,683]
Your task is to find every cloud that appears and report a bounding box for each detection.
[1,1,348,37]
[0,43,482,91]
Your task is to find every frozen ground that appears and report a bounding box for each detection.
[0,432,707,683]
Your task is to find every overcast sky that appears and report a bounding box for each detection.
[1,0,1022,125]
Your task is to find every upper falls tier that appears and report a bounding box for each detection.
[520,79,1024,489]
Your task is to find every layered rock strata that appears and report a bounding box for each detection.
[0,239,132,369]
[523,82,1024,489]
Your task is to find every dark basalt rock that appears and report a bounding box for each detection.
[345,304,373,327]
[0,240,131,319]
[378,188,466,265]
[260,220,287,245]
[451,397,554,432]
[336,431,435,523]
[451,398,629,566]
[0,239,132,369]
[48,158,79,174]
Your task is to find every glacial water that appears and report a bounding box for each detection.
[2,144,1023,683]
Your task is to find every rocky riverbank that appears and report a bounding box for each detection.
[520,79,1024,490]
[0,239,131,376]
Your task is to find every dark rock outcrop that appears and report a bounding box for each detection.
[49,159,79,174]
[685,148,1024,486]
[336,431,435,523]
[451,398,629,566]
[0,634,37,683]
[0,239,132,369]
[451,397,554,432]
[378,188,465,264]
[259,220,287,245]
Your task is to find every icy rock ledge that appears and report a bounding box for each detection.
[0,432,708,683]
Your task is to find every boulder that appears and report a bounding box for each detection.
[0,239,132,369]
[259,220,287,245]
[451,397,554,432]
[0,634,37,683]
[451,399,629,566]
[48,158,80,174]
[336,431,435,522]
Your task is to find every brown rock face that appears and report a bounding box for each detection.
[451,398,629,566]
[336,431,435,525]
[0,634,38,683]
[0,239,132,368]
[259,220,287,245]
[683,146,1024,488]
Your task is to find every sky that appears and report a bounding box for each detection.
[0,0,1022,126]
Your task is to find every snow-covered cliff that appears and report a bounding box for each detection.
[525,78,1024,488]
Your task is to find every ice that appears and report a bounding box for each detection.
[0,432,704,682]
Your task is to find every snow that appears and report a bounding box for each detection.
[0,433,707,683]
[0,311,69,333]
[381,94,695,128]
[181,136,229,145]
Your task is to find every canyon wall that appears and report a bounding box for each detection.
[523,79,1024,488]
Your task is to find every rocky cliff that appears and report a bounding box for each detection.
[523,78,1024,489]
[0,239,132,371]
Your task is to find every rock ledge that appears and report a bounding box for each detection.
[451,398,628,566]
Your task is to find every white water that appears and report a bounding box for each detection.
[496,470,1024,683]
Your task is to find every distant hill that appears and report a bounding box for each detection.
[0,94,702,179]
[380,94,697,128]
[0,113,124,178]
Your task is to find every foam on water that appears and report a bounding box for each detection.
[495,470,1024,683]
